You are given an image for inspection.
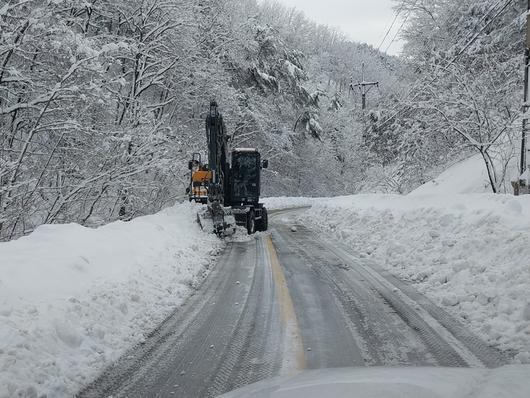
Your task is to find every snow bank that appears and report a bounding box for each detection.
[262,196,317,210]
[0,203,222,398]
[298,194,530,363]
[410,155,492,195]
[410,153,518,195]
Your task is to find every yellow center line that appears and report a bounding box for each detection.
[265,234,306,372]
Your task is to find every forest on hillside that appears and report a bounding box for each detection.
[0,0,526,240]
[374,0,525,194]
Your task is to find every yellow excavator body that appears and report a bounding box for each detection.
[192,170,212,183]
[190,169,212,202]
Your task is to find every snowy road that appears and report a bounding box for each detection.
[79,208,507,398]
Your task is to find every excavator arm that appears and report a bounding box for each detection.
[189,101,234,235]
[205,101,231,205]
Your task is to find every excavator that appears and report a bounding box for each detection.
[187,101,269,236]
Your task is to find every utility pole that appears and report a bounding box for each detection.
[522,0,530,174]
[516,0,530,195]
[350,63,379,110]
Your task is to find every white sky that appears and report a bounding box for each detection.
[274,0,404,55]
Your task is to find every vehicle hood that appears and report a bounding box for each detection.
[219,366,530,398]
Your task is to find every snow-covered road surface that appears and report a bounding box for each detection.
[298,194,530,363]
[79,208,507,398]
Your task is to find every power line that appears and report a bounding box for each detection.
[444,0,512,69]
[377,0,514,129]
[377,2,404,51]
[373,0,418,96]
[383,0,506,96]
[384,1,415,54]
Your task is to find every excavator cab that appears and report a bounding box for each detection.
[229,149,269,234]
[230,149,264,206]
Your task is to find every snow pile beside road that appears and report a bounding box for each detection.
[299,194,530,363]
[410,154,517,195]
[411,155,491,195]
[0,203,222,397]
[262,196,317,210]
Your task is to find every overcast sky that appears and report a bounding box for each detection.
[274,0,404,55]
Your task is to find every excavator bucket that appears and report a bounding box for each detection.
[197,202,236,237]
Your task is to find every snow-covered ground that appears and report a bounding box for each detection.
[0,203,222,398]
[297,194,530,363]
[409,153,517,195]
[410,155,492,195]
[262,196,316,210]
[273,156,530,362]
[2,156,529,397]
